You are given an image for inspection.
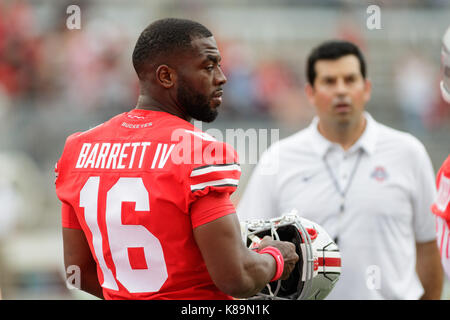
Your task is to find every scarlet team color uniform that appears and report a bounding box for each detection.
[432,155,450,279]
[55,109,241,299]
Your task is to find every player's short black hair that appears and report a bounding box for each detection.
[306,40,367,85]
[132,18,213,79]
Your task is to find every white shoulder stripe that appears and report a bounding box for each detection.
[321,251,341,259]
[191,178,239,192]
[318,266,341,273]
[190,164,241,177]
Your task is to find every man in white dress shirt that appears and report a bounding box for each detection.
[237,40,443,299]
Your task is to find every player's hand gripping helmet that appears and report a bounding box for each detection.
[241,213,341,300]
[441,26,450,103]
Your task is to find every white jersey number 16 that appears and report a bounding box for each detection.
[80,177,168,293]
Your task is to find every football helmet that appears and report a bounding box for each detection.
[441,26,450,103]
[241,213,341,300]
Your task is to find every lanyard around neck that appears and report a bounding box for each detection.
[323,149,363,244]
[323,149,363,202]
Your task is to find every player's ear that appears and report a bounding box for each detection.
[305,83,315,106]
[363,78,372,103]
[156,64,176,89]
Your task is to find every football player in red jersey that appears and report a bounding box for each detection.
[433,26,450,280]
[55,18,298,300]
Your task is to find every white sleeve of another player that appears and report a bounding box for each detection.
[236,147,279,222]
[436,215,450,280]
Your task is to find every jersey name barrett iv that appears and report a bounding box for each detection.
[55,109,240,299]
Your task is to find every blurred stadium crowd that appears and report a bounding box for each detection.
[0,0,449,299]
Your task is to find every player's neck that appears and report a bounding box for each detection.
[318,116,366,151]
[135,94,191,122]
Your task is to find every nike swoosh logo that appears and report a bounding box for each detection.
[300,172,319,182]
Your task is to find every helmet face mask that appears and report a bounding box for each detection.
[247,223,305,299]
[241,214,341,300]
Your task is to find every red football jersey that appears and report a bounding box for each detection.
[432,155,450,220]
[432,155,450,280]
[55,109,241,299]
